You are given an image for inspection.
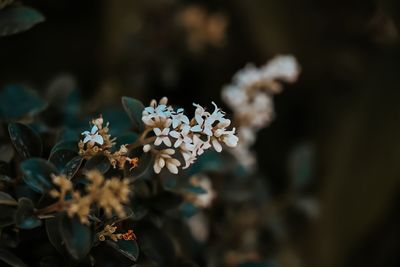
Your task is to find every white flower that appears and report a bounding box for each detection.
[143,144,152,153]
[261,55,300,83]
[171,108,190,128]
[82,126,104,145]
[153,149,181,174]
[169,124,192,148]
[192,134,211,156]
[153,127,172,147]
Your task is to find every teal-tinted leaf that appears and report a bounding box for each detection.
[121,96,145,133]
[185,185,207,195]
[289,143,315,190]
[20,158,58,193]
[8,122,43,159]
[106,239,139,261]
[49,149,78,172]
[0,5,44,36]
[51,140,78,155]
[84,155,110,174]
[45,214,65,255]
[57,128,80,142]
[59,214,93,260]
[0,248,27,267]
[113,132,139,152]
[63,156,83,179]
[0,85,47,120]
[180,203,198,218]
[15,197,41,229]
[102,107,132,136]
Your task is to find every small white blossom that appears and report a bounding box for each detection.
[153,127,172,147]
[153,149,181,174]
[82,125,104,145]
[171,108,190,129]
[143,144,151,153]
[169,124,192,148]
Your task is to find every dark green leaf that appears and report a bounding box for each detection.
[106,239,139,261]
[0,192,17,227]
[0,227,20,248]
[84,155,110,174]
[0,5,45,36]
[121,96,145,133]
[45,214,65,255]
[49,149,78,172]
[113,132,139,152]
[63,156,83,179]
[289,144,315,190]
[137,222,176,266]
[0,85,47,120]
[0,248,27,267]
[127,151,153,179]
[20,158,59,193]
[59,214,93,260]
[39,256,66,267]
[8,122,43,159]
[50,140,78,154]
[0,205,16,227]
[15,197,41,229]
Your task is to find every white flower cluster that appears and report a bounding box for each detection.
[142,97,238,174]
[222,55,300,169]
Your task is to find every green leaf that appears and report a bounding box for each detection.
[121,96,145,133]
[106,239,139,261]
[138,222,176,266]
[63,156,83,179]
[0,205,16,227]
[127,151,153,179]
[45,214,65,255]
[59,214,93,260]
[49,149,78,172]
[0,5,45,36]
[84,155,111,174]
[0,192,17,227]
[102,107,132,136]
[0,85,47,120]
[0,227,20,248]
[180,203,198,218]
[15,197,41,229]
[0,248,27,267]
[50,140,78,155]
[8,122,43,159]
[20,158,59,193]
[289,144,314,190]
[113,132,139,152]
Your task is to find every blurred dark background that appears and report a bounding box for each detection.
[2,0,400,266]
